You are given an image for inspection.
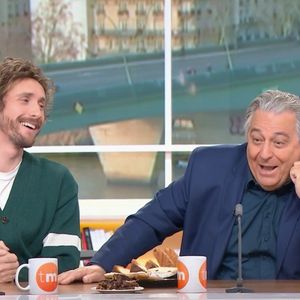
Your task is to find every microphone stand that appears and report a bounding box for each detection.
[226,204,253,293]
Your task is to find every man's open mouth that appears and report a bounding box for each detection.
[260,165,277,171]
[20,121,39,130]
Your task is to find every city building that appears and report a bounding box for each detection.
[85,0,300,57]
[0,0,32,60]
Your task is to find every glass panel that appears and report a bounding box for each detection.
[40,0,164,145]
[172,0,300,144]
[172,152,191,181]
[0,0,32,60]
[0,0,164,146]
[37,152,165,199]
[36,117,164,146]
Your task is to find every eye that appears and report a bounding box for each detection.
[274,140,286,148]
[20,97,29,103]
[252,136,262,144]
[38,100,46,110]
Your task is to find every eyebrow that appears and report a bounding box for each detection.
[17,92,34,97]
[250,128,290,138]
[17,92,46,101]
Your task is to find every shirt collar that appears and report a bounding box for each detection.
[246,166,293,195]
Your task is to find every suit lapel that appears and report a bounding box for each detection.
[276,192,300,274]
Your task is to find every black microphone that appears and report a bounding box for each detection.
[226,203,253,293]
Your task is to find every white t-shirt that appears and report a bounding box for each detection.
[0,161,21,210]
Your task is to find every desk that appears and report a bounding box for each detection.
[2,281,300,299]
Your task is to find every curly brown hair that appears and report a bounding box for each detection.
[0,57,54,118]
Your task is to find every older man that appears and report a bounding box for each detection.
[59,89,300,284]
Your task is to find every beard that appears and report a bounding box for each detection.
[0,114,42,148]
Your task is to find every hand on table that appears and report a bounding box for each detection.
[58,265,106,284]
[0,240,19,283]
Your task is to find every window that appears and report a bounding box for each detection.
[119,18,128,31]
[136,17,146,30]
[1,0,300,218]
[136,1,145,12]
[119,1,127,12]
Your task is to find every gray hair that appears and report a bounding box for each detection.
[244,90,300,140]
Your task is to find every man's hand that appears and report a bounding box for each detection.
[290,161,300,197]
[58,265,106,285]
[0,241,19,283]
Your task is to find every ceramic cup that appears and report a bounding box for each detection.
[177,256,207,293]
[15,258,58,295]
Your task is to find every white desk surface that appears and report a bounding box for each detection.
[3,281,300,300]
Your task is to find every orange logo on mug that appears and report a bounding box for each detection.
[198,261,207,288]
[177,260,189,289]
[36,263,58,292]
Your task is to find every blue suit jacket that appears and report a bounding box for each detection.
[91,143,300,279]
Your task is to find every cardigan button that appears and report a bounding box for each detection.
[1,216,9,224]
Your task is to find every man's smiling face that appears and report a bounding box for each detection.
[247,109,300,191]
[0,78,46,148]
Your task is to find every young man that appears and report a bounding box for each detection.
[59,89,300,284]
[0,57,80,282]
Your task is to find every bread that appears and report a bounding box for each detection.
[112,265,130,274]
[164,247,178,266]
[145,259,159,269]
[147,267,177,279]
[153,247,178,267]
[105,271,148,280]
[129,259,148,273]
[108,264,148,280]
[107,247,178,281]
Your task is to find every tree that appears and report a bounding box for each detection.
[241,0,300,41]
[273,0,300,40]
[205,0,236,70]
[31,0,85,63]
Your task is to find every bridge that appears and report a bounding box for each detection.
[38,40,300,183]
[41,40,300,135]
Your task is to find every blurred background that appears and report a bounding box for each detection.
[2,0,300,205]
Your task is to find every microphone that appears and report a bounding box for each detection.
[226,203,253,293]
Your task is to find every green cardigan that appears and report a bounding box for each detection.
[0,151,80,280]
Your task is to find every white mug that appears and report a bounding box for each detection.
[15,258,58,295]
[177,256,207,293]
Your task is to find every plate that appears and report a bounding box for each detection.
[137,278,177,288]
[91,286,144,293]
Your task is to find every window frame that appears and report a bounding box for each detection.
[28,1,201,220]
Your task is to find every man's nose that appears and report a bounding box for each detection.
[259,143,273,159]
[29,102,43,117]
